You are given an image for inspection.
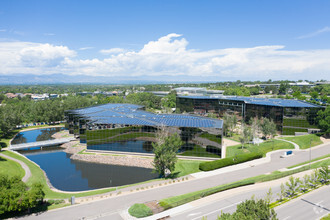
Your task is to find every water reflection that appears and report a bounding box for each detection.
[11,127,65,145]
[22,148,157,191]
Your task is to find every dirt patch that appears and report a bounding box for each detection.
[145,200,164,215]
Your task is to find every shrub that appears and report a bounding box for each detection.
[199,152,262,171]
[128,203,153,218]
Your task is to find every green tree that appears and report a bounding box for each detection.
[319,165,329,185]
[285,176,301,197]
[316,106,330,137]
[277,183,286,201]
[309,91,319,99]
[239,123,252,149]
[260,118,277,139]
[0,175,45,215]
[218,198,278,220]
[152,128,183,177]
[279,83,289,94]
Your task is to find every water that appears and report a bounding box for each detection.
[88,140,154,153]
[11,127,65,145]
[22,149,158,191]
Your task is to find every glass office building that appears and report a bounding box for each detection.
[177,96,323,135]
[65,104,223,158]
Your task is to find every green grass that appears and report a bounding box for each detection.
[282,127,308,135]
[281,134,323,149]
[199,133,222,145]
[128,203,153,218]
[226,139,294,158]
[1,150,202,200]
[321,213,330,220]
[283,118,318,128]
[159,159,330,210]
[179,144,220,158]
[0,155,25,179]
[287,154,330,169]
[171,160,201,177]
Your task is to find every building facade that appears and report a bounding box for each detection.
[177,96,323,135]
[66,103,224,158]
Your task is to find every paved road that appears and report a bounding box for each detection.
[21,143,330,220]
[0,152,31,182]
[275,186,330,220]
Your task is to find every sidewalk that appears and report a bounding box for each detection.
[0,151,31,182]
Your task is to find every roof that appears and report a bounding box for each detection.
[70,103,223,129]
[179,96,323,108]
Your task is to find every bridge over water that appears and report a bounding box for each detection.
[10,137,76,151]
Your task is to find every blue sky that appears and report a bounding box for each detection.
[0,0,329,82]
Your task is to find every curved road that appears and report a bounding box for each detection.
[20,142,330,220]
[0,151,31,182]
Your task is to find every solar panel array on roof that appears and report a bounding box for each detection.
[179,96,322,108]
[71,103,223,129]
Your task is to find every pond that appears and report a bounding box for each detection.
[21,148,158,191]
[11,127,65,145]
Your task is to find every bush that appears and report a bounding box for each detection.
[199,152,262,171]
[128,203,153,218]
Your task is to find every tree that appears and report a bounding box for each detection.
[218,198,278,220]
[250,118,261,144]
[265,188,273,204]
[260,118,277,139]
[152,128,183,177]
[285,176,301,197]
[319,165,329,185]
[279,82,289,94]
[316,106,330,137]
[0,175,45,215]
[277,183,286,201]
[310,91,319,99]
[239,123,252,149]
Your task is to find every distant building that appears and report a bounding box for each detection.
[173,87,224,96]
[31,94,49,101]
[5,93,18,99]
[177,95,324,135]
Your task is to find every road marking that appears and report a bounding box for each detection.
[187,212,202,216]
[191,201,241,220]
[282,216,291,220]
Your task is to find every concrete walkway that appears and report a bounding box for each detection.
[0,151,31,182]
[276,138,300,150]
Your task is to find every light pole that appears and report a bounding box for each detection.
[309,138,312,169]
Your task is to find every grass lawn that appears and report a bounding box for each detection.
[287,154,330,169]
[128,203,153,218]
[225,133,241,142]
[226,139,294,158]
[0,155,25,179]
[171,160,201,177]
[159,159,330,210]
[281,134,323,149]
[321,214,330,220]
[179,144,220,158]
[199,133,222,145]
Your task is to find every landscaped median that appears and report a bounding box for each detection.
[128,159,330,218]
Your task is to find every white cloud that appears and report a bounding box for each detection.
[0,33,329,80]
[0,29,6,32]
[297,26,330,39]
[43,33,55,36]
[100,47,126,54]
[79,47,94,51]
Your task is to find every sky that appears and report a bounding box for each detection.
[0,0,330,83]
